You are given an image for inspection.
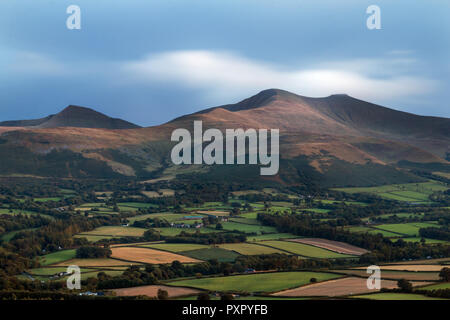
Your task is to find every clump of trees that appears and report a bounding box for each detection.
[76,246,111,259]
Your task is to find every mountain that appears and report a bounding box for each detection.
[0,105,141,129]
[0,89,448,186]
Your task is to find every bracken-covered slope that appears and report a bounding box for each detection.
[0,89,448,186]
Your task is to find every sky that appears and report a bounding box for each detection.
[0,0,449,126]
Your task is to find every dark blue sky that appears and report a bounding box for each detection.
[1,0,449,126]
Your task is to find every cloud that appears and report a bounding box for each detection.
[122,50,437,102]
[7,51,69,76]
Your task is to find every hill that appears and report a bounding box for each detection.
[0,105,140,129]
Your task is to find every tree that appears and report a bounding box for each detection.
[221,293,234,300]
[397,279,412,292]
[439,267,450,282]
[197,292,210,300]
[157,289,169,300]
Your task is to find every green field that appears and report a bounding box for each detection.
[260,240,354,258]
[1,228,38,242]
[373,222,438,236]
[168,271,341,293]
[401,237,449,244]
[180,248,241,262]
[38,249,77,266]
[421,282,450,290]
[353,293,447,300]
[217,221,277,234]
[218,243,285,255]
[333,181,448,203]
[247,233,299,241]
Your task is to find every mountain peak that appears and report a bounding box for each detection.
[0,105,141,129]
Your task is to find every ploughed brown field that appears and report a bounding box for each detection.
[113,285,200,298]
[110,247,201,264]
[272,277,401,297]
[331,269,441,281]
[287,238,368,255]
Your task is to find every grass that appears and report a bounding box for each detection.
[180,248,241,263]
[154,227,219,236]
[77,226,146,237]
[33,197,62,202]
[401,237,449,244]
[333,181,448,203]
[218,243,285,255]
[373,222,439,237]
[74,234,115,242]
[38,249,77,266]
[117,202,159,209]
[421,283,450,291]
[168,271,341,293]
[247,233,298,241]
[218,221,277,234]
[352,293,447,300]
[127,213,186,223]
[1,228,38,242]
[260,240,354,258]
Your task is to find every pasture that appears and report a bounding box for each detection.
[259,240,354,258]
[168,271,341,293]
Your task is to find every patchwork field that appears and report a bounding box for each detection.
[111,247,201,264]
[352,293,446,300]
[331,269,441,281]
[39,249,77,266]
[77,226,147,238]
[180,248,240,263]
[356,264,446,272]
[113,285,199,298]
[372,222,439,237]
[333,181,447,203]
[288,238,368,255]
[168,271,341,293]
[259,240,354,259]
[138,243,209,252]
[217,243,284,255]
[55,258,134,267]
[272,277,400,297]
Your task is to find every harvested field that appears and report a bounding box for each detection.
[355,264,445,272]
[111,247,201,264]
[288,238,368,256]
[78,226,146,237]
[272,277,399,297]
[55,258,134,267]
[113,285,199,298]
[331,269,440,281]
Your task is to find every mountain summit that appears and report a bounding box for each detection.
[0,105,140,129]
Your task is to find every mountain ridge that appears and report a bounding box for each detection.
[0,89,448,185]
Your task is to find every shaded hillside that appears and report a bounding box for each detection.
[0,105,141,129]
